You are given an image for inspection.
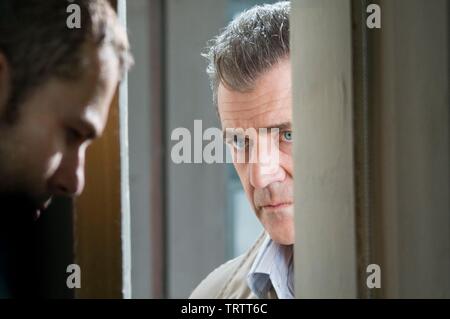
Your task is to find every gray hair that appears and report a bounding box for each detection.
[202,1,290,106]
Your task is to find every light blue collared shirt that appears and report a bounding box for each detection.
[247,234,294,299]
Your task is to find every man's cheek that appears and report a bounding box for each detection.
[280,153,294,177]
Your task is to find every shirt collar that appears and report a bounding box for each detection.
[247,234,294,299]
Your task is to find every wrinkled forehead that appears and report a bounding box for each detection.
[217,59,292,131]
[218,84,292,131]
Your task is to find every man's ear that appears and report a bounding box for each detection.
[0,52,11,115]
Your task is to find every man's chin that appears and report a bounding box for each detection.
[261,213,295,245]
[270,232,295,245]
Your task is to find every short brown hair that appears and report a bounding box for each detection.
[203,1,290,106]
[0,0,133,122]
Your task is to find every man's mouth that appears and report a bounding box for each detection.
[33,197,53,220]
[40,197,53,211]
[0,192,53,221]
[261,202,293,211]
[33,209,42,221]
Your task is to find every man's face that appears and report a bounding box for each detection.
[0,43,120,218]
[218,59,294,245]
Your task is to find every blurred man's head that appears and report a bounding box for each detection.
[0,0,133,218]
[203,2,293,244]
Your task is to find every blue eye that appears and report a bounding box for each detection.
[282,131,293,142]
[233,135,248,150]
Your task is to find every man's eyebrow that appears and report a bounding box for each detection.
[222,122,292,140]
[263,122,292,131]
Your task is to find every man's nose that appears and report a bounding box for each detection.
[249,136,285,189]
[50,148,86,197]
